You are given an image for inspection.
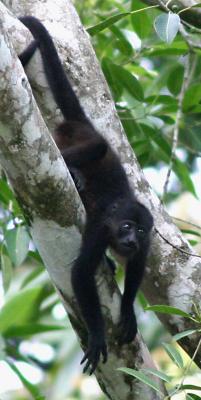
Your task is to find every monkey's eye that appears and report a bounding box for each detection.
[121,223,132,231]
[137,226,145,234]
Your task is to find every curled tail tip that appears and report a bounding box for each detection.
[19,15,44,33]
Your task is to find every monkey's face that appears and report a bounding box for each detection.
[109,220,147,257]
[107,200,153,257]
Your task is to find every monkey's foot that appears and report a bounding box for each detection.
[81,334,107,375]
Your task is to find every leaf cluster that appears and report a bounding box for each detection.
[77,0,201,203]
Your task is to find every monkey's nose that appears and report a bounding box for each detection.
[126,238,138,249]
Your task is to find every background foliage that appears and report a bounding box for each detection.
[0,0,201,398]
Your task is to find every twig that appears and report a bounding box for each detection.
[172,216,201,231]
[165,127,201,157]
[178,4,201,15]
[179,24,201,50]
[154,226,201,259]
[178,140,201,157]
[181,19,201,34]
[156,0,169,12]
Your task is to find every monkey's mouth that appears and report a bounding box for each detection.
[116,242,138,257]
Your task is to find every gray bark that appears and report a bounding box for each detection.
[0,1,167,399]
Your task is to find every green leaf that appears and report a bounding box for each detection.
[188,105,201,114]
[138,151,151,166]
[162,343,184,368]
[141,368,172,383]
[182,83,201,112]
[189,240,198,246]
[102,57,123,99]
[21,264,44,288]
[0,179,14,205]
[154,13,180,44]
[137,291,149,308]
[167,64,184,96]
[110,26,133,56]
[140,124,197,196]
[141,123,171,156]
[119,109,141,141]
[174,158,197,197]
[130,64,157,79]
[87,5,158,36]
[146,94,178,105]
[147,41,188,57]
[0,287,42,333]
[181,229,201,237]
[1,252,13,292]
[5,226,30,267]
[5,323,65,337]
[173,329,199,341]
[118,368,163,394]
[131,0,152,39]
[186,394,201,400]
[7,360,45,399]
[159,115,175,125]
[180,385,201,391]
[108,62,144,101]
[0,180,21,215]
[88,12,130,36]
[145,305,192,319]
[133,139,149,156]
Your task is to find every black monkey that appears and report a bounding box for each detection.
[19,16,153,374]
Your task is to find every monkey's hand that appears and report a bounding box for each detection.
[81,333,107,375]
[118,307,137,344]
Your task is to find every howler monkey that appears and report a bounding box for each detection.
[19,16,153,374]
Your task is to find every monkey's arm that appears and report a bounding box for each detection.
[119,246,149,344]
[71,221,109,374]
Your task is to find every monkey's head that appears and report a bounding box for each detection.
[107,200,153,257]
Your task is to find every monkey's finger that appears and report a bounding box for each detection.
[83,358,92,374]
[81,351,90,365]
[89,351,99,375]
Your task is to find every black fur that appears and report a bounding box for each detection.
[19,16,153,374]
